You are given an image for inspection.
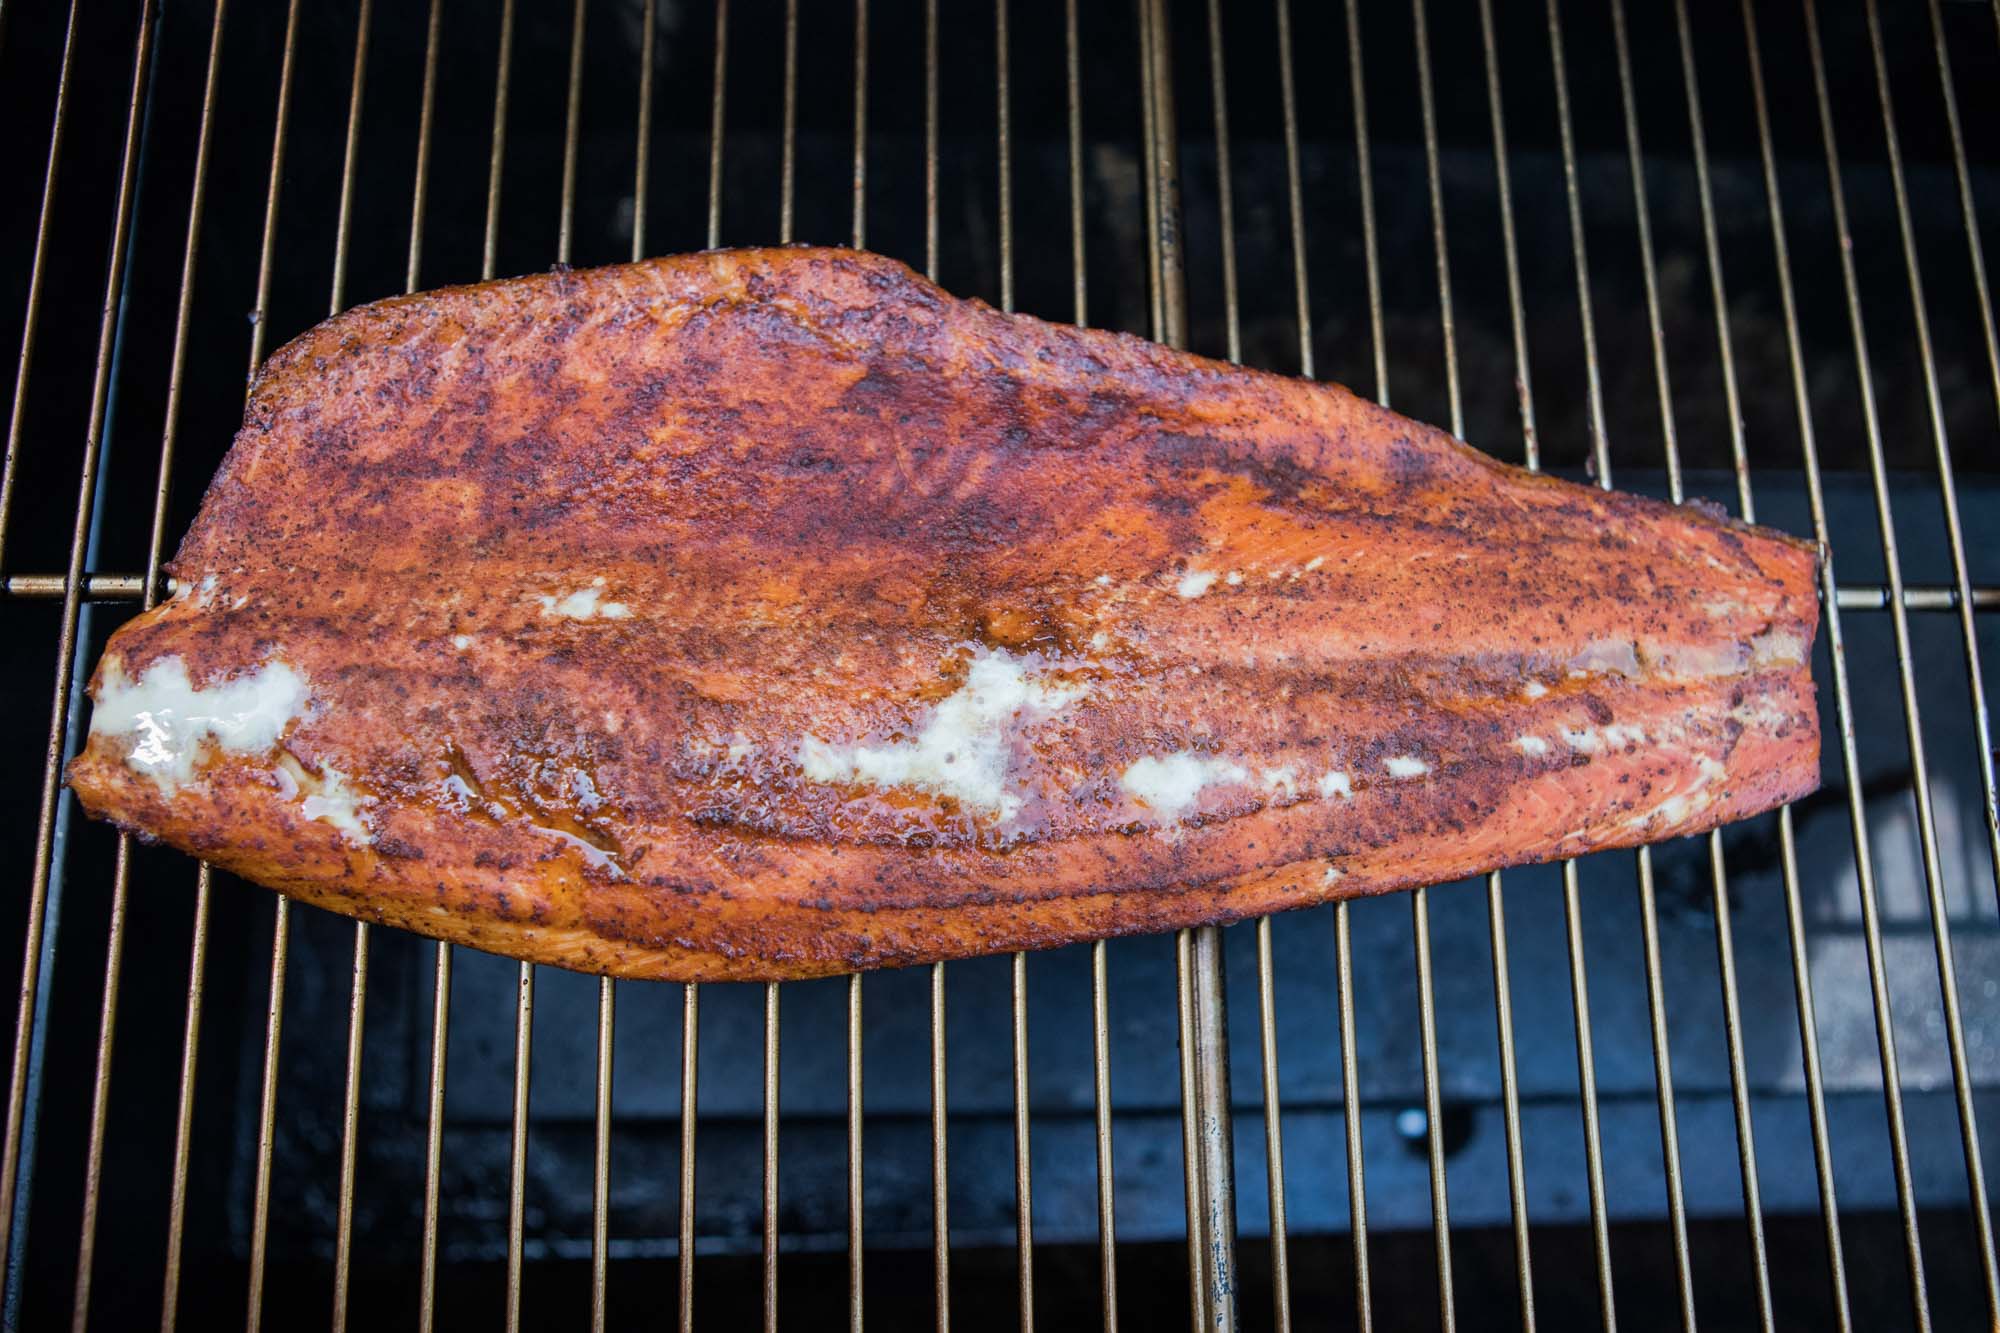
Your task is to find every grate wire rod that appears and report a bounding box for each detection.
[678,5,728,1328]
[504,964,533,1333]
[326,7,378,1329]
[760,981,780,1333]
[1407,1,1460,1324]
[1172,929,1207,1332]
[417,941,450,1333]
[422,9,521,1328]
[159,868,214,1332]
[1205,9,1291,1325]
[1135,10,1239,1328]
[847,7,868,1329]
[1,569,1990,614]
[1545,2,1639,1322]
[761,10,799,1329]
[1667,16,1786,1326]
[1336,3,1379,1323]
[500,10,543,1333]
[585,4,658,1328]
[1064,7,1116,1328]
[1274,0,1310,383]
[1334,902,1370,1332]
[919,9,951,1328]
[1605,3,1703,1326]
[1469,3,1539,1325]
[1089,940,1118,1332]
[992,17,1035,1326]
[1205,0,1241,366]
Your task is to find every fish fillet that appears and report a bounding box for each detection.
[65,247,1821,982]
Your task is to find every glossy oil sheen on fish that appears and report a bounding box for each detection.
[65,247,1822,981]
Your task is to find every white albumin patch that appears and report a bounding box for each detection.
[438,761,617,871]
[1225,570,1244,586]
[1095,574,1113,587]
[1176,569,1219,599]
[276,751,373,845]
[452,634,473,651]
[1089,632,1110,651]
[1317,770,1352,799]
[539,578,631,620]
[1560,727,1600,753]
[1304,555,1325,572]
[1600,724,1647,748]
[1749,628,1806,668]
[301,764,372,843]
[1322,865,1344,886]
[1521,680,1548,700]
[1513,735,1550,757]
[1656,641,1749,679]
[1641,793,1695,826]
[1623,756,1729,832]
[1119,752,1249,820]
[91,655,308,792]
[799,650,1086,820]
[1384,755,1430,779]
[181,574,249,612]
[1260,766,1299,800]
[1567,639,1640,677]
[533,825,621,874]
[1730,696,1794,730]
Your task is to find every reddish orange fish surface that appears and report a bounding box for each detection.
[65,247,1821,981]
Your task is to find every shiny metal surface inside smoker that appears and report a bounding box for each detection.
[0,1,1998,1330]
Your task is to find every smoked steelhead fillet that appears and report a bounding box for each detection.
[65,247,1821,981]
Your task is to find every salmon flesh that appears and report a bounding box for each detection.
[65,247,1821,981]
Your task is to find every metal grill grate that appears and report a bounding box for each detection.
[2,0,1998,1328]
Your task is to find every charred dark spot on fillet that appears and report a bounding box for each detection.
[1386,434,1436,490]
[1146,431,1319,506]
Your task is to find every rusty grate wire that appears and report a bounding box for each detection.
[1,0,1998,1329]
